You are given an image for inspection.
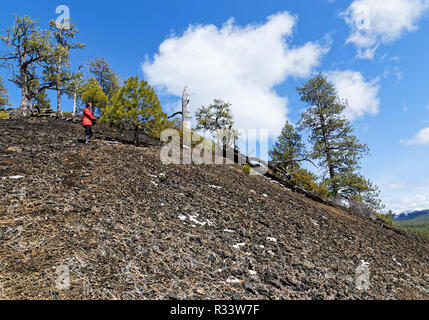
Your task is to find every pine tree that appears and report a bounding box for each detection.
[290,169,329,199]
[28,79,51,114]
[0,15,53,116]
[100,76,166,146]
[297,73,369,197]
[0,15,83,116]
[47,20,84,115]
[33,89,52,114]
[195,99,235,148]
[340,173,385,213]
[195,99,234,133]
[80,77,108,115]
[88,57,120,101]
[269,121,305,173]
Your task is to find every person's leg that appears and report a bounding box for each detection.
[85,125,91,144]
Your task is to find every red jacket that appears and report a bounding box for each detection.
[83,107,96,127]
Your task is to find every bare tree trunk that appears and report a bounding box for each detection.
[72,91,77,116]
[56,86,61,115]
[56,57,62,116]
[19,70,30,117]
[319,113,338,195]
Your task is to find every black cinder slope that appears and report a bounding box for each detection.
[0,118,428,300]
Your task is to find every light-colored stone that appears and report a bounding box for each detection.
[7,146,22,153]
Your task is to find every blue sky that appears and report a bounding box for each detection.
[1,0,429,213]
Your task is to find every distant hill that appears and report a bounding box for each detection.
[394,210,429,240]
[395,209,429,221]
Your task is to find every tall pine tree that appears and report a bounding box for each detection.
[269,121,305,173]
[88,57,120,101]
[297,73,369,197]
[0,15,53,116]
[80,77,108,115]
[47,20,84,115]
[100,76,166,146]
[195,98,235,149]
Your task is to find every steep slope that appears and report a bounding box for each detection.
[0,118,428,300]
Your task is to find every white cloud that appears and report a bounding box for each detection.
[388,182,407,190]
[142,12,330,139]
[327,70,380,120]
[341,0,429,59]
[382,179,429,213]
[390,193,429,213]
[402,127,429,145]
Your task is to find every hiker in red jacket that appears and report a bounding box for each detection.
[83,103,96,144]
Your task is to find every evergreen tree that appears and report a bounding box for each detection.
[88,57,120,101]
[0,15,82,116]
[0,15,53,116]
[340,173,385,213]
[80,77,108,115]
[0,76,9,110]
[28,78,51,114]
[297,73,369,196]
[195,99,235,148]
[269,121,305,173]
[65,67,84,116]
[195,99,234,133]
[33,89,52,114]
[290,169,329,199]
[100,76,166,146]
[47,20,84,115]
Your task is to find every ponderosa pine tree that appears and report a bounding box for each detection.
[297,73,369,197]
[100,76,166,146]
[195,99,236,148]
[0,15,82,116]
[29,78,51,114]
[80,77,108,115]
[47,20,84,115]
[269,120,328,197]
[290,169,329,199]
[340,173,385,213]
[195,99,234,133]
[269,121,305,173]
[88,57,120,101]
[0,15,53,116]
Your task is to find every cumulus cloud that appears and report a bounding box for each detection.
[327,70,380,120]
[402,127,429,145]
[388,182,407,190]
[382,179,429,213]
[341,0,429,59]
[390,193,429,213]
[142,12,330,138]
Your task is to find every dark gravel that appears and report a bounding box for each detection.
[0,118,428,300]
